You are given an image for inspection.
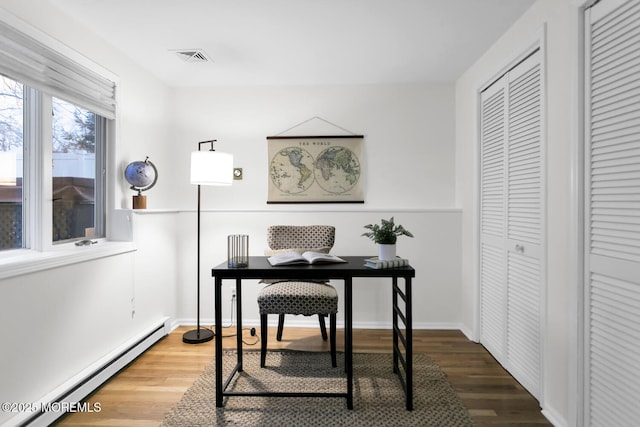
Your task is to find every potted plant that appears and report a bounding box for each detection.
[362,217,414,260]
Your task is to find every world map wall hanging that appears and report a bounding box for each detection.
[267,135,364,203]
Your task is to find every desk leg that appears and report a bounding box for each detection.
[215,277,223,407]
[345,277,353,410]
[392,277,399,374]
[236,278,243,371]
[406,277,413,411]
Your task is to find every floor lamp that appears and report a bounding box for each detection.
[183,139,233,344]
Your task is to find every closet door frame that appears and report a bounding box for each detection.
[474,28,547,401]
[569,3,590,426]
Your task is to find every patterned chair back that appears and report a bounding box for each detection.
[267,225,335,251]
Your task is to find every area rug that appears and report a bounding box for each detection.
[160,350,474,426]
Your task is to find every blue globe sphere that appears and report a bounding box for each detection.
[124,158,157,193]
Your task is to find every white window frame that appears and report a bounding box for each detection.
[21,89,108,249]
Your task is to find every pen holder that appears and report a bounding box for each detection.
[227,234,249,268]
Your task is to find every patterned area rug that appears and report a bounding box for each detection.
[161,350,474,426]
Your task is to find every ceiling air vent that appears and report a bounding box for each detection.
[173,49,211,63]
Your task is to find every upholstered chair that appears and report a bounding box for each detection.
[257,225,338,368]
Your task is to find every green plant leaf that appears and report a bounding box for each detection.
[361,217,413,244]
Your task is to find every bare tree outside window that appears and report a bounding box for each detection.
[0,75,23,250]
[0,76,23,151]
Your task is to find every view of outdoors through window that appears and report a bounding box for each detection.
[52,97,97,243]
[0,74,98,251]
[0,75,23,250]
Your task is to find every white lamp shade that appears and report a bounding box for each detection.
[190,150,233,185]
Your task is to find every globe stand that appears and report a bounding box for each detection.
[132,194,147,209]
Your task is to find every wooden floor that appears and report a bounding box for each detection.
[56,326,551,426]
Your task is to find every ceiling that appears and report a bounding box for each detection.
[50,0,535,87]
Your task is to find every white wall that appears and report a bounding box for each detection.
[455,0,574,425]
[0,254,135,407]
[164,83,457,210]
[158,82,461,328]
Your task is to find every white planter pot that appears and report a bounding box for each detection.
[377,243,397,261]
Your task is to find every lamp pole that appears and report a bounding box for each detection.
[183,140,217,344]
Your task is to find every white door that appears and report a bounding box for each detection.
[584,0,640,424]
[480,50,544,399]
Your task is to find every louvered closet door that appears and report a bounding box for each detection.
[480,50,543,400]
[505,52,542,398]
[480,76,508,362]
[585,0,640,425]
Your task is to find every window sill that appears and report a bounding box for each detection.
[0,241,136,280]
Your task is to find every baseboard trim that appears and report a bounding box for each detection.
[459,325,479,342]
[541,406,566,427]
[16,320,168,427]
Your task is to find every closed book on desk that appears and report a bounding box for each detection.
[364,257,409,269]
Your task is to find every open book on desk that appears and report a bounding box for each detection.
[267,251,347,266]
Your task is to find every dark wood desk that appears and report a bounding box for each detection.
[212,256,416,410]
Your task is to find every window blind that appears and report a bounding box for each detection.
[0,19,116,119]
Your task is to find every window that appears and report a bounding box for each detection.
[0,75,106,251]
[0,18,115,253]
[52,97,105,243]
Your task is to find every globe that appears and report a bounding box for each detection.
[124,157,158,194]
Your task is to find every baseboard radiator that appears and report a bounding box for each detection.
[18,322,167,427]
